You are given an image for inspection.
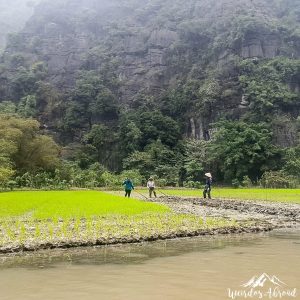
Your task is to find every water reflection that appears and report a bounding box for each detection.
[2,230,298,270]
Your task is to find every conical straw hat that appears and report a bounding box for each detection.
[205,172,212,178]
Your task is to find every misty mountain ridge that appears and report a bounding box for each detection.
[0,0,299,180]
[0,0,41,50]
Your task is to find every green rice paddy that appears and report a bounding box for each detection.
[0,191,234,251]
[0,191,170,220]
[151,188,300,204]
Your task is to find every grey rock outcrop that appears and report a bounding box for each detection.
[0,0,299,147]
[240,32,281,58]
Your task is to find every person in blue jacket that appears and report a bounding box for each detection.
[123,178,134,197]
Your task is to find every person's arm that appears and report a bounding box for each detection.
[208,178,212,187]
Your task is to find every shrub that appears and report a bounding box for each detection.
[242,176,252,187]
[156,178,167,187]
[184,181,196,188]
[260,171,298,188]
[231,179,240,188]
[6,180,17,191]
[0,167,15,188]
[100,171,119,187]
[119,169,143,186]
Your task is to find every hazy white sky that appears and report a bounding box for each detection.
[0,0,42,49]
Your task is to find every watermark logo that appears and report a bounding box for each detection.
[242,273,286,289]
[227,273,297,299]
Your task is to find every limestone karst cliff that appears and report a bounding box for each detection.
[0,0,299,148]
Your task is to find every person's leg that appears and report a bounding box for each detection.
[125,190,128,197]
[128,190,131,198]
[203,188,207,198]
[149,188,152,198]
[208,188,211,199]
[153,189,157,197]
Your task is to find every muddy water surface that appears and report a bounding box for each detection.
[0,230,299,300]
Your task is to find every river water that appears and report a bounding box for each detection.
[0,229,299,300]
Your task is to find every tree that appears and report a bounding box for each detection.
[65,71,119,130]
[119,118,142,155]
[18,95,37,118]
[11,67,37,100]
[0,166,15,187]
[88,87,119,122]
[84,124,118,168]
[210,121,280,183]
[65,72,102,129]
[0,143,15,187]
[123,140,182,184]
[239,58,300,120]
[17,135,60,171]
[183,139,211,182]
[282,146,300,178]
[0,101,17,115]
[123,150,153,179]
[135,110,181,148]
[197,78,221,116]
[0,115,60,174]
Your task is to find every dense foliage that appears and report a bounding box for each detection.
[0,0,299,188]
[0,114,59,186]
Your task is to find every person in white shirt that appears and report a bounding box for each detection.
[147,177,157,198]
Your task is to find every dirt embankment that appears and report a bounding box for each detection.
[0,224,275,255]
[147,196,300,228]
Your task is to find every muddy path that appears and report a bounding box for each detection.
[144,196,300,229]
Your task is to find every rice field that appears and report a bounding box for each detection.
[0,191,234,251]
[0,191,170,220]
[137,188,300,204]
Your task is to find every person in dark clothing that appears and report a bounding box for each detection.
[123,178,134,197]
[203,172,212,199]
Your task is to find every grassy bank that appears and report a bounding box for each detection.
[0,191,236,252]
[134,188,300,204]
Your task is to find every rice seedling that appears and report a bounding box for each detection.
[0,191,170,219]
[0,191,238,251]
[34,223,41,239]
[18,222,27,245]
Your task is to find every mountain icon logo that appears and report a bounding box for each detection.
[241,273,286,288]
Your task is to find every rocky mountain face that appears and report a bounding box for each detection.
[0,0,41,50]
[0,0,299,147]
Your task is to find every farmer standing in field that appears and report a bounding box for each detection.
[147,177,157,198]
[203,172,212,199]
[123,178,134,198]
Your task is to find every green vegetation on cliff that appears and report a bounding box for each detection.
[0,0,299,187]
